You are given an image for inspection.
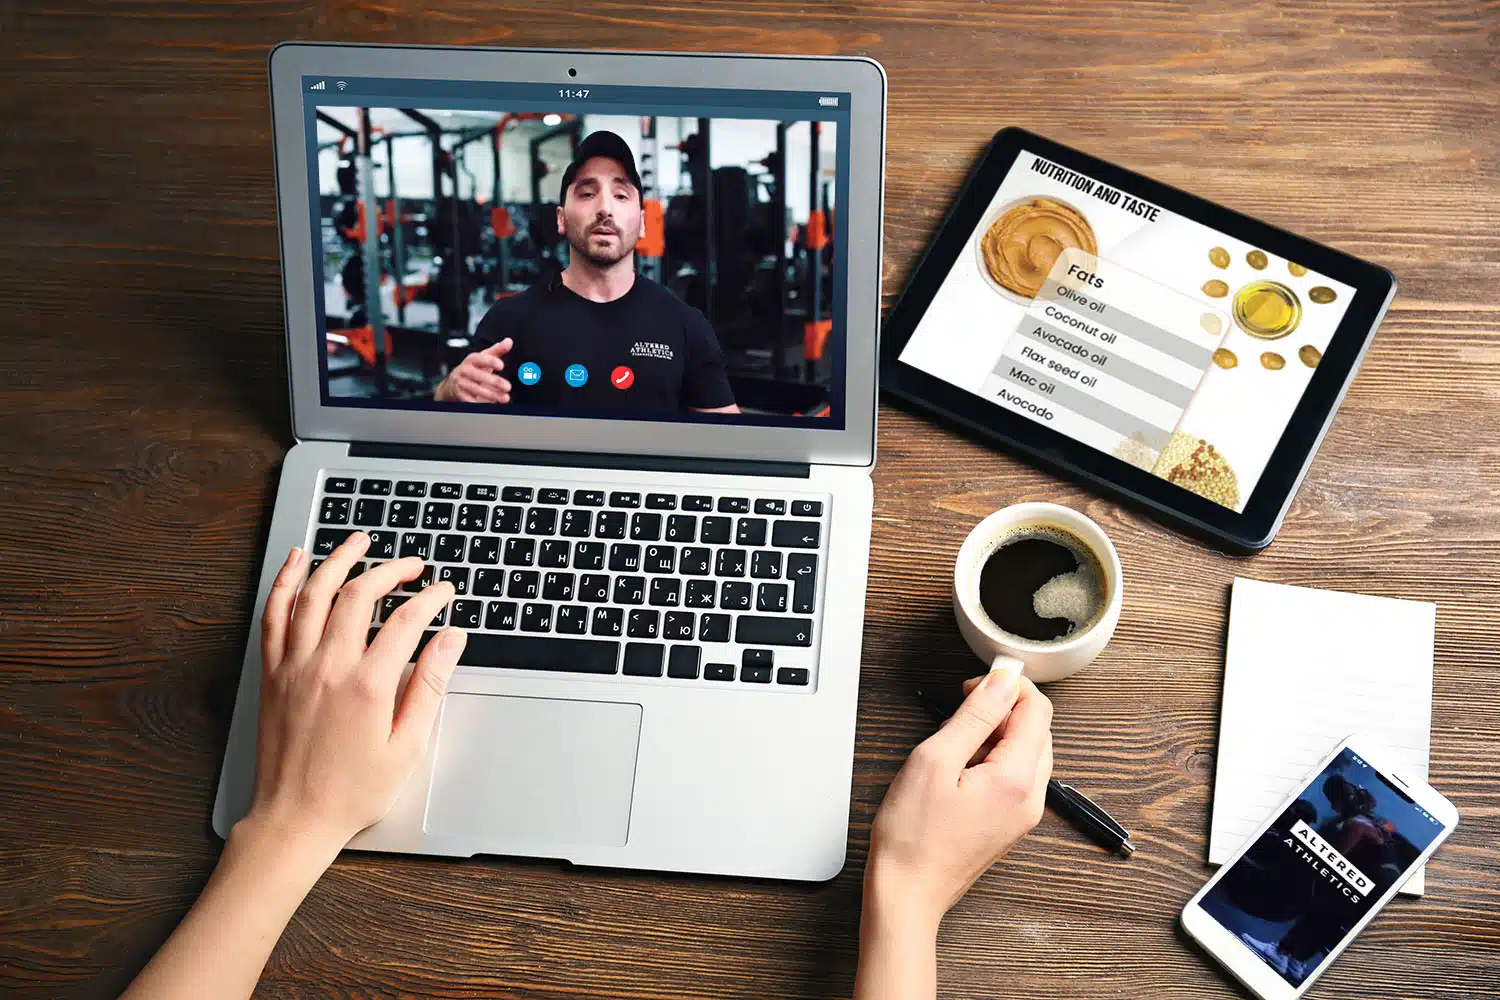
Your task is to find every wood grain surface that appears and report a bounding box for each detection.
[2,2,1498,998]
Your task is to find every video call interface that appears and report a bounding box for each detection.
[1199,748,1444,987]
[898,151,1359,512]
[304,77,849,429]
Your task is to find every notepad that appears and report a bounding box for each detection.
[1208,577,1436,895]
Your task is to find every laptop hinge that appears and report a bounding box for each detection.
[348,441,811,479]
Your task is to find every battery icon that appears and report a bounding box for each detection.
[818,96,839,107]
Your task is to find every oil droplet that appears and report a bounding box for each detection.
[1288,262,1308,277]
[1208,247,1231,269]
[1247,250,1268,270]
[1232,280,1302,339]
[1213,348,1238,369]
[1200,312,1223,336]
[1203,279,1229,298]
[1309,286,1337,304]
[1299,345,1322,368]
[1261,352,1286,370]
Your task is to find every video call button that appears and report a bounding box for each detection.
[518,362,542,385]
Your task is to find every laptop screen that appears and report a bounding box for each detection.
[301,77,851,430]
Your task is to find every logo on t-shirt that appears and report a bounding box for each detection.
[629,341,674,361]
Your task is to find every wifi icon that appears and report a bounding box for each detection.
[336,80,348,91]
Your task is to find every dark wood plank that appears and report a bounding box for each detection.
[2,1,1498,997]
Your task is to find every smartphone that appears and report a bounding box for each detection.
[1181,735,1458,999]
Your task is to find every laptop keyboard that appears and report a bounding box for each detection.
[308,474,829,689]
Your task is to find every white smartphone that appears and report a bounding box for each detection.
[1181,735,1459,999]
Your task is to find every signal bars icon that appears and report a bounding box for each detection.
[310,80,326,91]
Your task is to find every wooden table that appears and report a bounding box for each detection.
[3,2,1497,997]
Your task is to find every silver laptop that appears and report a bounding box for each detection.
[212,43,886,880]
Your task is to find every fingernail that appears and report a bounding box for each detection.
[289,546,303,564]
[350,531,369,545]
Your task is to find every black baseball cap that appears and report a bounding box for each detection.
[558,130,643,202]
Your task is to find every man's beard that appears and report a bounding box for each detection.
[567,221,632,267]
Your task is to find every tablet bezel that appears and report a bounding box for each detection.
[879,127,1396,552]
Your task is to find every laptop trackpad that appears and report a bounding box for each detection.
[425,695,641,849]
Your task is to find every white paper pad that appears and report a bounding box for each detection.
[1209,578,1436,895]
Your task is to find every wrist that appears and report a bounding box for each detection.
[861,858,943,946]
[228,809,346,885]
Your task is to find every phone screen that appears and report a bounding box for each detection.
[1198,747,1448,987]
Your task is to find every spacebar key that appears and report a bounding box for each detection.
[734,616,814,646]
[423,631,620,673]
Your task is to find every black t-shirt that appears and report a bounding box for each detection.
[469,274,735,412]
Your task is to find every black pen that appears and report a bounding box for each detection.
[915,687,1136,858]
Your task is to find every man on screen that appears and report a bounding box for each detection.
[434,130,740,414]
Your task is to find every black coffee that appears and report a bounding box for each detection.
[978,528,1106,642]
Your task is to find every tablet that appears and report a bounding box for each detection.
[881,128,1396,552]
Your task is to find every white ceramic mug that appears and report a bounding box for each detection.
[952,502,1123,684]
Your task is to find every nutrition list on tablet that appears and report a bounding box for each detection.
[978,248,1225,469]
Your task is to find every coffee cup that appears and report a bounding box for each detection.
[952,502,1123,684]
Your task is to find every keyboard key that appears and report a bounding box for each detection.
[450,599,482,629]
[679,547,711,576]
[387,500,419,527]
[507,571,539,600]
[520,603,552,633]
[560,509,592,537]
[422,502,454,531]
[396,481,426,498]
[432,483,462,500]
[743,648,773,668]
[402,564,436,594]
[715,549,747,578]
[700,517,732,544]
[503,538,535,566]
[574,541,605,571]
[379,594,408,621]
[320,497,351,524]
[772,520,821,549]
[664,515,697,543]
[457,504,488,532]
[667,645,701,679]
[682,494,713,512]
[468,536,500,565]
[360,478,392,496]
[542,571,575,601]
[473,569,507,597]
[502,486,534,503]
[465,484,498,500]
[574,490,605,507]
[717,496,750,513]
[353,498,385,527]
[490,505,523,534]
[312,527,353,555]
[613,576,645,605]
[435,534,467,563]
[735,616,813,646]
[756,583,789,613]
[555,604,588,635]
[705,662,735,681]
[720,581,751,610]
[648,578,681,607]
[623,642,664,677]
[538,488,569,505]
[663,612,695,641]
[777,667,809,686]
[578,574,610,602]
[630,512,662,541]
[751,550,783,579]
[595,511,627,539]
[685,579,716,608]
[539,539,571,568]
[439,631,618,674]
[609,491,641,509]
[754,499,787,515]
[485,600,518,630]
[788,553,818,613]
[735,518,767,546]
[526,507,558,535]
[699,614,731,643]
[609,543,641,572]
[325,476,356,494]
[437,565,470,595]
[627,609,659,639]
[347,561,367,580]
[368,530,397,559]
[791,500,823,517]
[399,532,432,560]
[591,606,623,636]
[645,493,677,510]
[741,664,772,684]
[644,545,676,574]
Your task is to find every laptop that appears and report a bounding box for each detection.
[212,43,887,881]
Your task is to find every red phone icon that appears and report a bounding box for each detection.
[611,366,634,390]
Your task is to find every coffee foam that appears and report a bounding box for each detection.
[981,524,1108,643]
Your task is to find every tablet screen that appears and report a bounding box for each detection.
[897,150,1357,512]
